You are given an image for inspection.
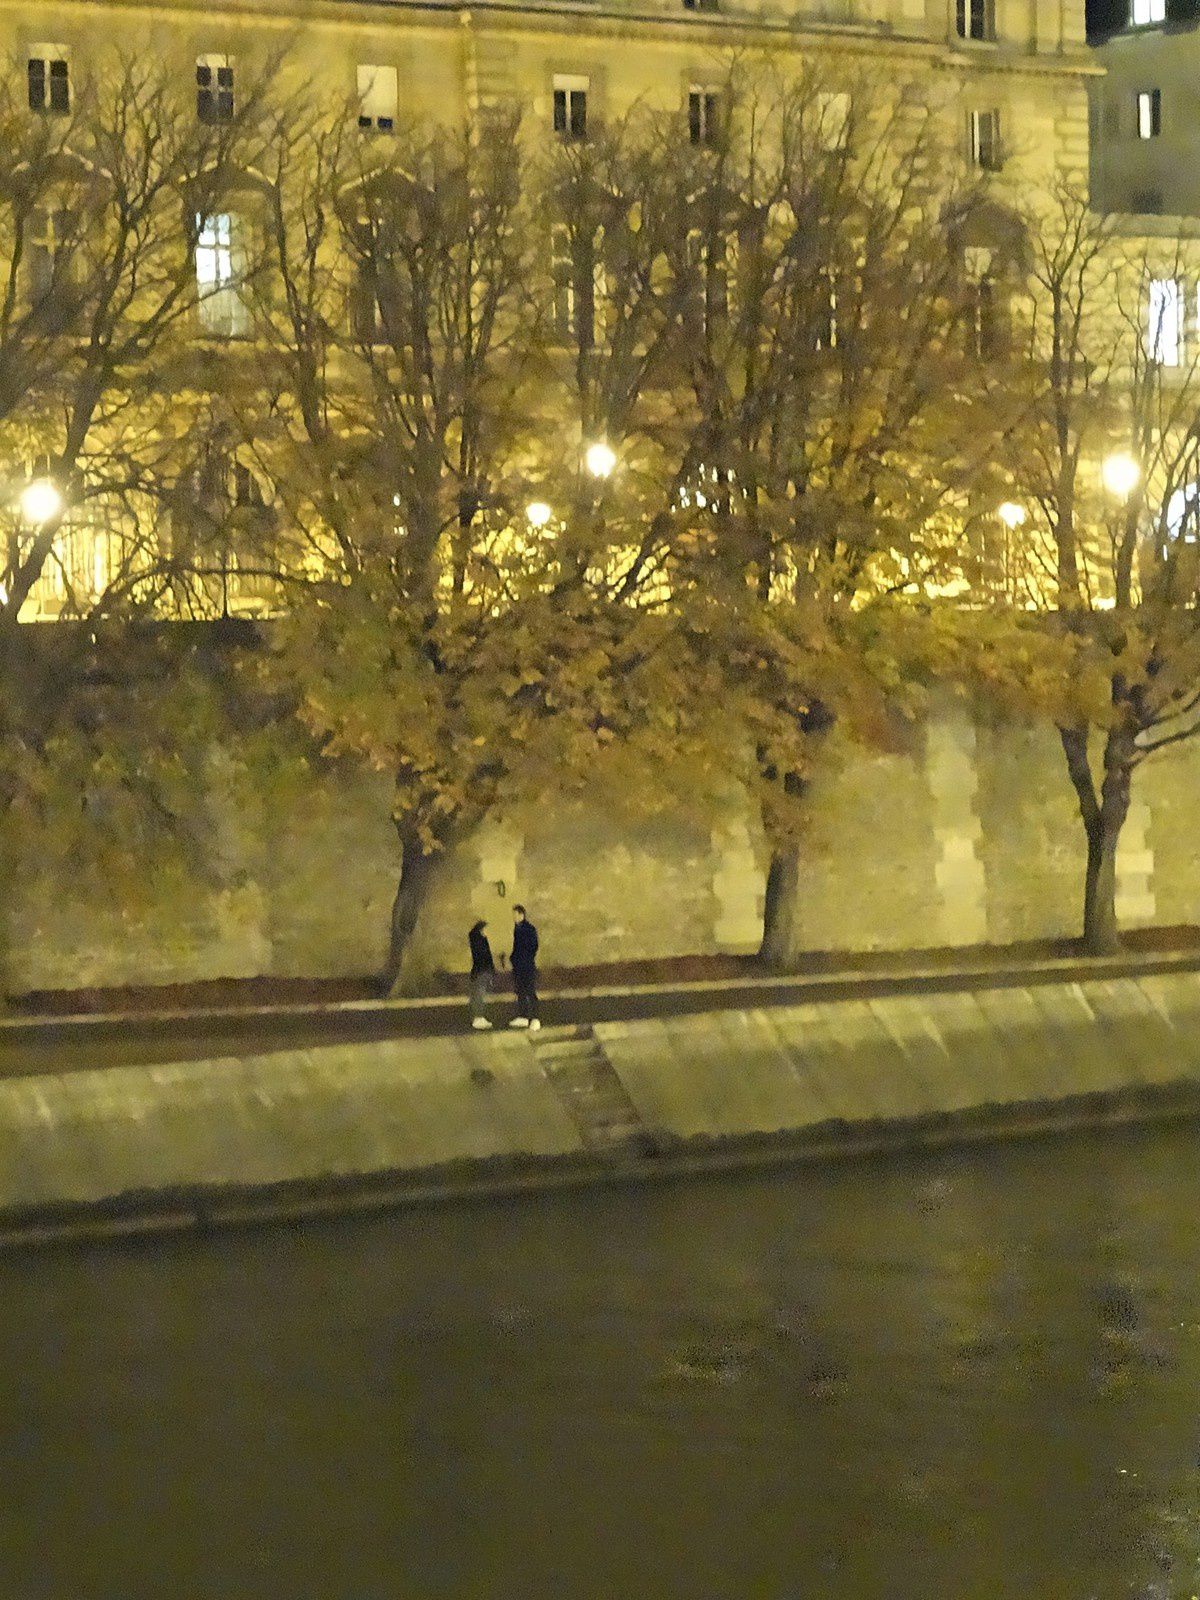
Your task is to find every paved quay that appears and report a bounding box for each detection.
[7,943,1200,1075]
[4,958,1200,1243]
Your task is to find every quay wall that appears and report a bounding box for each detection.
[7,707,1200,992]
[4,969,1200,1233]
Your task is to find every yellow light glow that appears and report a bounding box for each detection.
[525,500,553,528]
[997,501,1026,530]
[20,479,63,526]
[585,442,616,479]
[1102,453,1140,499]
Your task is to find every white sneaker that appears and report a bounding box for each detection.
[509,1017,530,1029]
[471,1017,493,1030]
[528,1019,542,1032]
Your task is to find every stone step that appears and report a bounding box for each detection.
[542,1061,613,1079]
[531,1025,593,1044]
[537,1041,606,1064]
[534,1023,650,1157]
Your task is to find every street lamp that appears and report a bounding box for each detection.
[584,441,616,479]
[1102,452,1140,499]
[525,500,553,529]
[997,501,1026,530]
[20,478,63,526]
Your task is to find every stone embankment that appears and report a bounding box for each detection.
[4,966,1200,1243]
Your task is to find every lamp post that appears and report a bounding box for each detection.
[525,500,553,529]
[997,501,1026,599]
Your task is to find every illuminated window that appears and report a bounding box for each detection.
[1166,481,1200,541]
[196,212,247,336]
[1131,0,1166,23]
[686,228,729,330]
[28,48,69,115]
[1135,89,1161,138]
[552,74,588,140]
[968,108,1002,171]
[551,223,576,339]
[816,91,850,150]
[549,224,604,345]
[197,54,234,124]
[350,222,380,342]
[27,203,78,314]
[814,268,837,350]
[956,0,996,38]
[1147,277,1183,366]
[677,462,732,511]
[357,64,397,132]
[965,247,1006,358]
[688,87,721,147]
[233,458,267,509]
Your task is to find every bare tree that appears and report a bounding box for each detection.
[255,107,725,989]
[999,183,1200,952]
[0,58,278,995]
[662,69,995,964]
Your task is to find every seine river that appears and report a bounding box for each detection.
[4,1122,1200,1598]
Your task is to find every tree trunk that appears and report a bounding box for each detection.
[755,728,828,970]
[381,826,440,996]
[1060,723,1134,958]
[1081,809,1122,956]
[759,840,800,968]
[1082,732,1134,956]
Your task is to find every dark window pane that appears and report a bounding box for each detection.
[49,60,69,114]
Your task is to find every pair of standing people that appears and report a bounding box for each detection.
[469,906,539,1032]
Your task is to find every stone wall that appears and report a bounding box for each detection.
[7,708,1200,992]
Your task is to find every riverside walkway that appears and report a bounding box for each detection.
[5,949,1200,1244]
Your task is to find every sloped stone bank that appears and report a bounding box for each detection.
[4,969,1200,1242]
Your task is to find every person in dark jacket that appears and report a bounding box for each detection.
[468,919,495,1030]
[508,904,540,1031]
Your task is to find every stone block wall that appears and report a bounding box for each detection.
[6,708,1200,994]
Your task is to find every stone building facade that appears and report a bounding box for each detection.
[6,0,1096,617]
[1090,0,1197,217]
[5,0,1094,157]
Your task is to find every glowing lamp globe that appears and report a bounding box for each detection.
[20,479,63,526]
[1102,453,1140,499]
[997,502,1026,530]
[584,442,617,479]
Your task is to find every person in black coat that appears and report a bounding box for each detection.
[468,919,495,1030]
[508,904,540,1031]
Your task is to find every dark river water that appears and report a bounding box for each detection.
[4,1122,1200,1599]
